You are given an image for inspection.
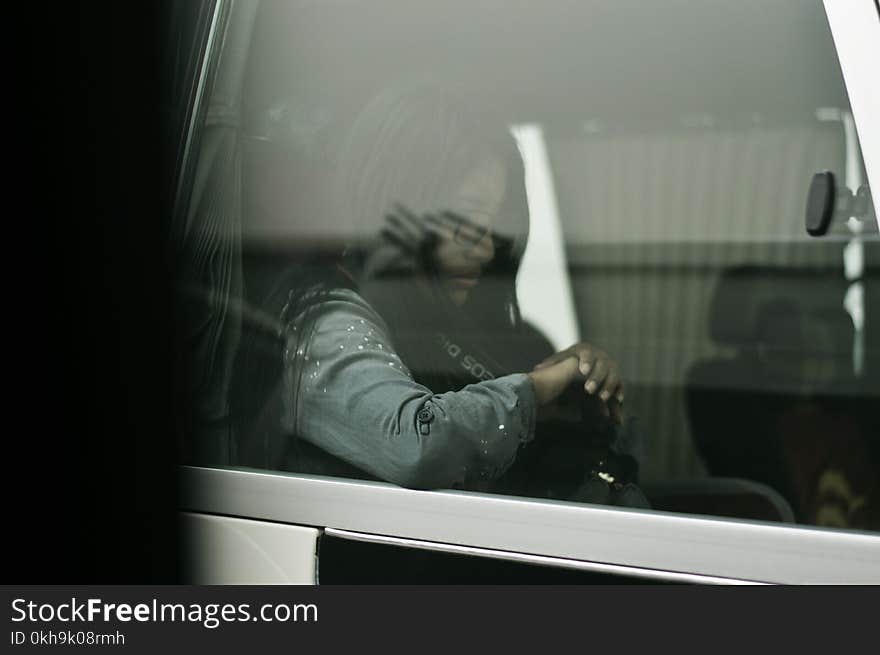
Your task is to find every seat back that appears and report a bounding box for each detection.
[684,265,854,517]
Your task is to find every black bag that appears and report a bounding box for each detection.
[496,411,651,509]
[569,469,652,509]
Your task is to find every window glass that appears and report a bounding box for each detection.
[177,0,879,533]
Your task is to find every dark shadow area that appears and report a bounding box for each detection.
[318,534,672,584]
[9,1,186,582]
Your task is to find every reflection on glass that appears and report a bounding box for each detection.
[231,86,644,506]
[178,0,880,534]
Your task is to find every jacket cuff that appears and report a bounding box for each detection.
[507,373,538,445]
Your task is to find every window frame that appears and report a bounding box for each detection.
[822,0,880,232]
[179,0,880,584]
[171,0,226,226]
[182,466,880,584]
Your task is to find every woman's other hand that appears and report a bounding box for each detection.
[532,342,624,405]
[374,204,440,277]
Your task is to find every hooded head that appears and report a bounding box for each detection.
[334,85,529,312]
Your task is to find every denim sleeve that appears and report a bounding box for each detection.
[282,290,537,489]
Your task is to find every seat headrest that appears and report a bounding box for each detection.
[709,266,849,346]
[708,266,854,389]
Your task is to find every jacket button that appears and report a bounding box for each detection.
[417,408,434,423]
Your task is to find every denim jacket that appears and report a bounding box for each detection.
[281,288,538,489]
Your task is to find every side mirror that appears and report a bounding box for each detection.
[805,171,874,237]
[805,171,835,236]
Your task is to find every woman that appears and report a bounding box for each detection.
[233,86,643,503]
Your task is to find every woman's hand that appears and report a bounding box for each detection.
[527,356,581,406]
[372,204,441,278]
[527,354,625,425]
[532,342,624,404]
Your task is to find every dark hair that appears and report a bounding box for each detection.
[231,85,533,468]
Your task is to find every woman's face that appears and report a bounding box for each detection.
[433,154,507,306]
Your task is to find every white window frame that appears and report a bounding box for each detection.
[823,0,880,232]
